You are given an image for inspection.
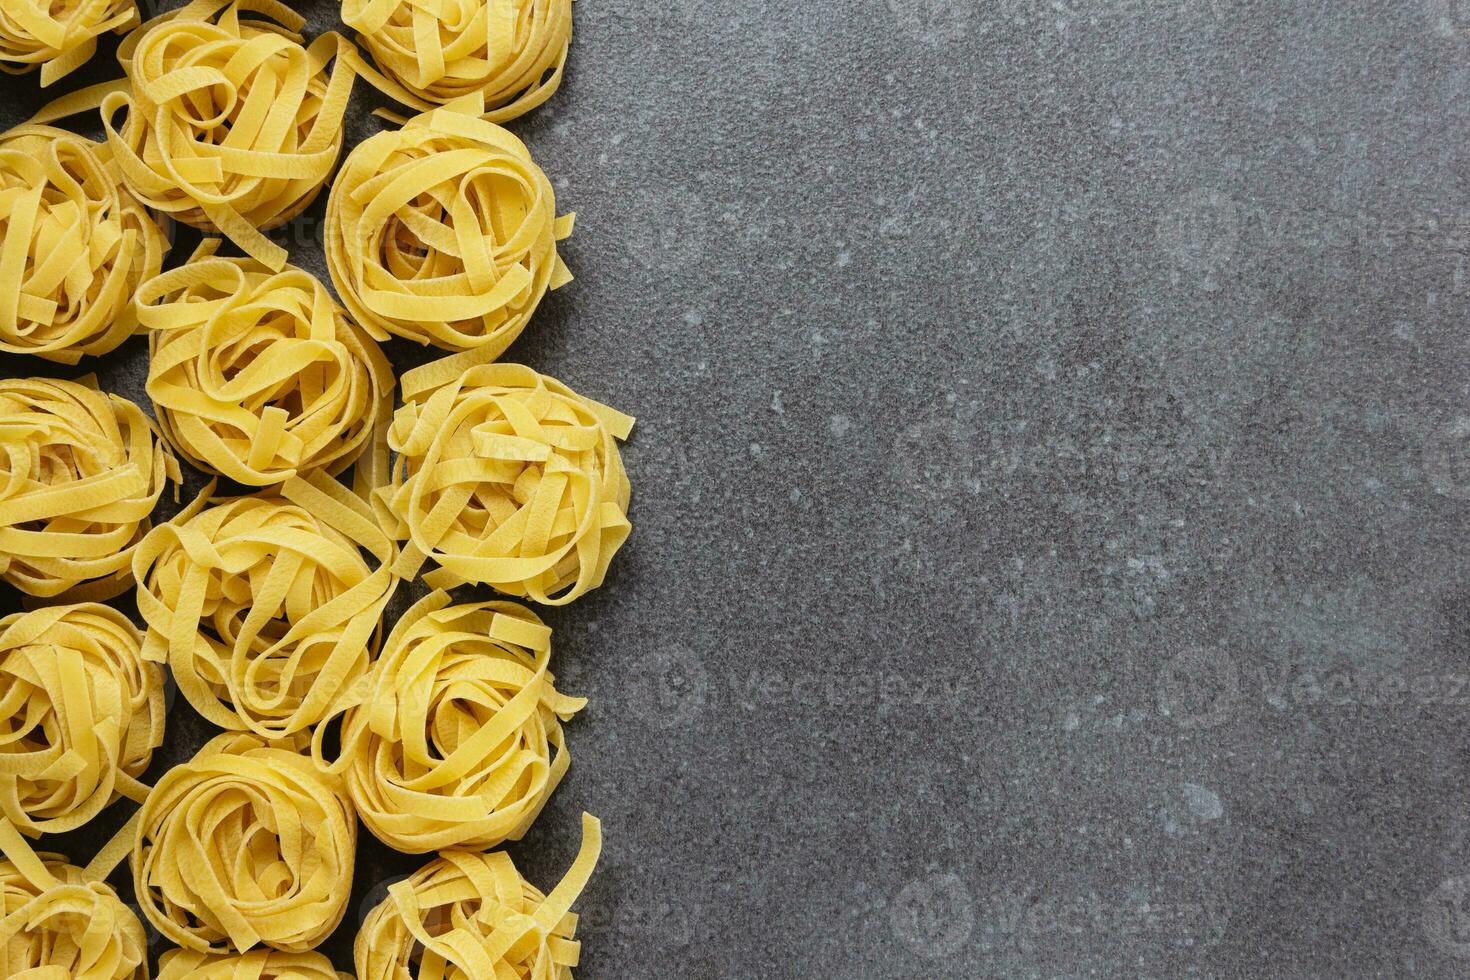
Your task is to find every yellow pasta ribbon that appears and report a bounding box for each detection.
[378,363,632,605]
[356,812,601,980]
[0,124,168,364]
[136,240,394,487]
[0,377,181,601]
[312,589,582,853]
[326,94,574,363]
[344,0,573,124]
[0,0,138,87]
[0,603,163,837]
[132,732,357,955]
[101,0,359,272]
[158,948,353,980]
[0,819,147,979]
[133,471,398,738]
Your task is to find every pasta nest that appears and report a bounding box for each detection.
[102,0,358,271]
[326,95,573,361]
[356,812,601,980]
[133,472,398,738]
[137,242,394,487]
[158,948,352,980]
[0,841,147,980]
[0,603,164,836]
[378,363,632,605]
[0,377,181,600]
[0,125,168,363]
[0,0,139,87]
[312,590,583,853]
[343,0,573,124]
[132,732,358,954]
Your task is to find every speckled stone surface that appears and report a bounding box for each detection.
[3,0,1470,976]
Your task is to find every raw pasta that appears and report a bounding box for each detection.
[0,377,181,600]
[378,363,632,605]
[326,94,573,363]
[356,812,601,980]
[0,603,163,836]
[0,124,168,363]
[132,732,357,954]
[102,0,358,271]
[133,471,397,738]
[313,590,583,853]
[158,948,352,980]
[343,0,573,124]
[0,821,147,980]
[0,0,139,87]
[137,240,394,487]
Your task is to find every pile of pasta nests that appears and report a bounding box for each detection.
[0,0,627,977]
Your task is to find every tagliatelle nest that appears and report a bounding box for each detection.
[0,377,180,600]
[313,590,582,853]
[101,0,358,271]
[326,95,573,363]
[344,0,573,124]
[0,826,147,980]
[137,241,394,487]
[0,603,164,836]
[378,363,632,605]
[133,472,397,738]
[158,948,352,980]
[0,125,168,364]
[132,732,357,954]
[356,813,601,980]
[0,0,139,86]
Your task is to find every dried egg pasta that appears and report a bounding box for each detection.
[378,363,632,605]
[137,240,394,486]
[313,589,582,853]
[0,603,163,836]
[0,0,139,87]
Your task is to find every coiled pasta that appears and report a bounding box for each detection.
[102,0,358,271]
[326,95,573,364]
[343,0,573,124]
[132,732,357,954]
[0,0,139,87]
[133,471,397,738]
[356,812,601,980]
[0,377,181,600]
[313,590,583,853]
[0,821,147,980]
[0,603,163,836]
[379,363,632,605]
[137,240,394,487]
[158,948,352,980]
[0,124,168,364]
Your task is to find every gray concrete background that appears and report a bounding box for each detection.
[3,0,1470,976]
